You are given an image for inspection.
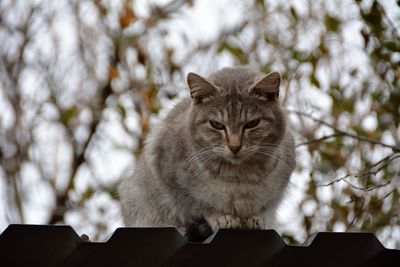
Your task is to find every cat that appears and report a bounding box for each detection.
[118,67,296,242]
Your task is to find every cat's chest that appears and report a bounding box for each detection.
[203,172,268,216]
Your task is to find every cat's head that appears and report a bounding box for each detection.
[187,67,286,164]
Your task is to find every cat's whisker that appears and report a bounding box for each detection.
[253,154,294,173]
[184,147,214,161]
[246,147,280,156]
[250,150,288,163]
[254,146,293,156]
[258,144,295,154]
[186,151,224,172]
[254,151,286,161]
[188,152,221,178]
[183,147,215,167]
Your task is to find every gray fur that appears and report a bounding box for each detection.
[119,67,296,240]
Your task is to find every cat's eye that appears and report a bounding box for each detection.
[244,119,260,129]
[209,120,225,130]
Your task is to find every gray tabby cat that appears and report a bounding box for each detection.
[119,67,296,242]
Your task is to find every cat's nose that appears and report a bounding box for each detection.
[229,145,241,154]
[228,134,242,154]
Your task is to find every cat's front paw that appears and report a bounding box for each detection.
[243,215,265,229]
[207,214,242,232]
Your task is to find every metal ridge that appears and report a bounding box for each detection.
[0,224,398,267]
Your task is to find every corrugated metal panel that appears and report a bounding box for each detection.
[0,224,398,267]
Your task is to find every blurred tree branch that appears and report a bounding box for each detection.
[319,152,399,190]
[290,110,400,152]
[46,2,117,224]
[46,0,192,225]
[0,3,37,223]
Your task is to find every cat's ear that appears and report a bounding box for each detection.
[187,72,217,104]
[248,72,281,101]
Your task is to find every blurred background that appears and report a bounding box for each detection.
[0,0,399,247]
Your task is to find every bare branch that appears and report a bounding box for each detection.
[296,133,343,147]
[0,3,38,224]
[343,179,391,192]
[289,110,400,152]
[318,153,400,191]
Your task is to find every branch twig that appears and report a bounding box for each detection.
[289,110,400,152]
[296,133,342,147]
[318,153,400,191]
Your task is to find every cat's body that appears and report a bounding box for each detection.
[119,67,296,241]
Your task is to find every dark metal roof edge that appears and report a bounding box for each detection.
[304,231,386,248]
[1,225,396,250]
[1,225,399,267]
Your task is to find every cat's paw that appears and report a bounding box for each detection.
[243,216,265,229]
[207,214,242,232]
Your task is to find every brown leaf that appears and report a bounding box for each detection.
[119,4,137,28]
[108,65,119,80]
[134,43,147,65]
[141,116,149,134]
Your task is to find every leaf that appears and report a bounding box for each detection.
[318,42,329,54]
[293,50,308,62]
[141,116,149,134]
[105,184,120,200]
[311,73,320,88]
[257,0,265,9]
[108,65,120,80]
[304,215,312,234]
[360,28,370,47]
[81,187,94,201]
[133,43,148,65]
[325,15,340,32]
[383,41,400,52]
[118,104,126,117]
[94,0,108,16]
[218,43,243,59]
[354,125,368,137]
[290,7,298,21]
[282,234,299,245]
[341,98,355,113]
[119,3,137,28]
[361,2,384,36]
[61,107,77,125]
